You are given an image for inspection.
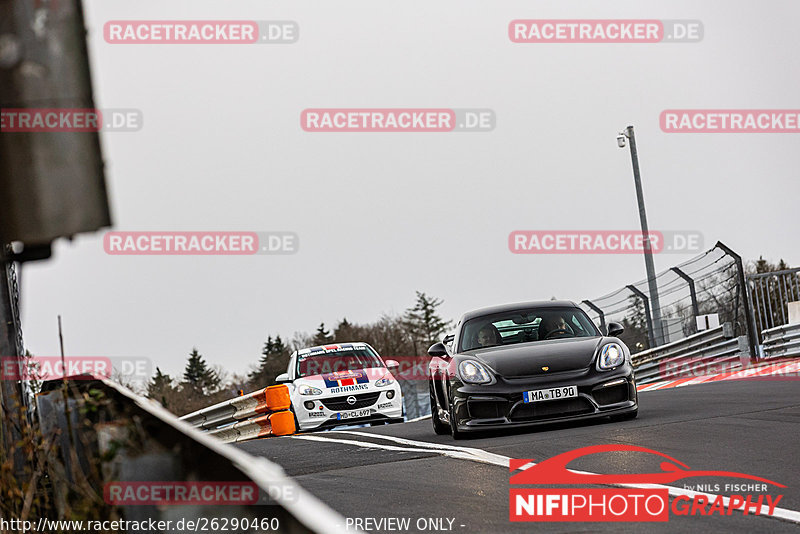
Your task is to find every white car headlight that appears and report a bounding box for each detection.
[458,360,493,384]
[298,385,322,396]
[597,343,625,370]
[375,375,394,387]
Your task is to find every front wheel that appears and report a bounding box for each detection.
[430,383,449,435]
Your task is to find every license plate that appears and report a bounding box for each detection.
[336,409,372,420]
[523,385,578,403]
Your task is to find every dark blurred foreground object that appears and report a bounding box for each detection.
[0,0,111,258]
[34,376,343,533]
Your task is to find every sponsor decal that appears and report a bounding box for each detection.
[329,384,369,394]
[509,444,784,522]
[298,343,365,356]
[377,402,394,410]
[308,411,325,418]
[323,369,369,388]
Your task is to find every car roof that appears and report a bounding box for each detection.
[460,300,581,322]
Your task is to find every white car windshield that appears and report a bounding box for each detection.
[296,347,384,377]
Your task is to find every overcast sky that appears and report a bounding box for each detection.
[20,0,800,382]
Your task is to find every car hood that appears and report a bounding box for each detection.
[462,337,604,378]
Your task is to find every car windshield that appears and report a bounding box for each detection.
[296,347,384,377]
[459,307,600,352]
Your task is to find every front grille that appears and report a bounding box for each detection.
[468,400,506,419]
[510,397,592,421]
[593,384,629,405]
[321,392,381,411]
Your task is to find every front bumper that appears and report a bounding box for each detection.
[450,367,637,432]
[295,387,403,431]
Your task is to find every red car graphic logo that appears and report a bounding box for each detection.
[510,444,785,487]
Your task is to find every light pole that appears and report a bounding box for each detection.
[617,125,664,347]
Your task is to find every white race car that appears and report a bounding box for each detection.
[276,342,404,431]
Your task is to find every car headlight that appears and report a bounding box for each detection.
[597,343,625,370]
[375,375,394,387]
[458,360,493,384]
[298,385,322,395]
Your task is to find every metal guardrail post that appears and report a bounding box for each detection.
[716,241,759,361]
[670,266,699,318]
[582,299,606,332]
[627,285,656,348]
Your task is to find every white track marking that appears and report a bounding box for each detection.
[294,432,800,525]
[291,434,501,465]
[330,430,510,465]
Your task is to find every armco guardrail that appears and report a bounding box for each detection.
[631,323,749,384]
[179,384,295,441]
[35,375,355,534]
[761,322,800,359]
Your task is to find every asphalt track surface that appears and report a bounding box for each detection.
[237,379,800,533]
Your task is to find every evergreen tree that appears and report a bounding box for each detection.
[248,335,291,387]
[182,348,220,395]
[313,322,333,345]
[620,295,650,353]
[147,367,175,407]
[333,317,355,342]
[403,291,451,355]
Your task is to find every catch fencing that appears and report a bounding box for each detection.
[748,267,800,336]
[581,241,758,360]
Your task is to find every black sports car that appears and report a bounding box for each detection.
[427,300,638,438]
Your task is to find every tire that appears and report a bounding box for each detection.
[430,384,449,435]
[611,408,638,422]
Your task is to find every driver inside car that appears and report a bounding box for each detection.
[538,314,574,339]
[475,324,502,348]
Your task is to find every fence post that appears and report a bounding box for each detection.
[670,267,699,317]
[582,300,606,333]
[715,241,759,361]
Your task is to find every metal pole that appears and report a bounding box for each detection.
[627,285,655,348]
[625,126,664,346]
[670,266,699,317]
[582,300,606,332]
[0,253,25,476]
[715,241,759,361]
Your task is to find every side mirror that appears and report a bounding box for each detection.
[607,322,624,338]
[428,342,448,358]
[275,373,291,384]
[384,359,399,371]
